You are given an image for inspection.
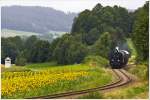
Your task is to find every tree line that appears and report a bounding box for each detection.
[1,2,149,65]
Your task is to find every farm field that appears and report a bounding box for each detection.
[1,29,40,37]
[1,29,66,42]
[1,63,115,99]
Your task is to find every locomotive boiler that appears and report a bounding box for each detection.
[109,47,130,69]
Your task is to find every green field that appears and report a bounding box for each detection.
[1,29,67,41]
[1,29,40,37]
[1,62,116,99]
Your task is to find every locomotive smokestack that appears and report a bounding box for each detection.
[115,46,119,52]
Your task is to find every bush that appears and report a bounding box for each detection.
[15,57,27,66]
[91,32,112,58]
[128,62,148,80]
[83,55,108,67]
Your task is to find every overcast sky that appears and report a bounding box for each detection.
[0,0,147,13]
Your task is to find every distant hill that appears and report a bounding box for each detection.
[1,6,77,33]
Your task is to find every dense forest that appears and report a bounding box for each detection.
[1,2,149,66]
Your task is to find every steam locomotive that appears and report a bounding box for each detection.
[109,47,130,69]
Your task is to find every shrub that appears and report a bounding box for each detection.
[83,55,108,67]
[128,62,148,80]
[15,57,27,66]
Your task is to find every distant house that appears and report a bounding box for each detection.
[5,57,11,68]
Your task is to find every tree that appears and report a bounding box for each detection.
[15,51,27,66]
[1,35,53,64]
[84,28,100,45]
[1,36,23,64]
[66,40,87,64]
[91,32,112,58]
[71,10,91,34]
[132,2,149,61]
[53,34,87,64]
[24,35,38,62]
[29,40,51,62]
[71,3,133,46]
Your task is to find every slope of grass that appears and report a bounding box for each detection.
[126,38,137,64]
[25,62,57,70]
[2,66,31,72]
[128,63,148,80]
[78,92,103,99]
[1,65,31,72]
[102,81,148,99]
[1,62,57,72]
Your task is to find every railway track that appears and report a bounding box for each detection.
[27,69,132,99]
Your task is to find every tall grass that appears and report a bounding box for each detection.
[128,63,148,80]
[1,66,31,72]
[103,81,148,99]
[78,92,103,99]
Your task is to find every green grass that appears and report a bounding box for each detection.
[103,81,148,99]
[126,38,137,64]
[128,62,148,80]
[25,62,57,70]
[1,62,57,72]
[1,66,31,72]
[78,92,103,99]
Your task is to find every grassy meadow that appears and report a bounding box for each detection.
[1,62,116,99]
